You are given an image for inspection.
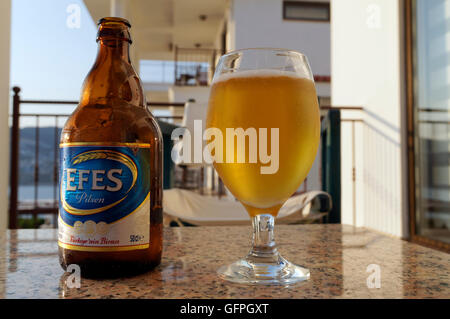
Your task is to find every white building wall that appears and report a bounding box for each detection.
[222,0,331,194]
[0,0,11,232]
[331,0,408,238]
[169,86,211,104]
[167,86,211,122]
[229,0,330,77]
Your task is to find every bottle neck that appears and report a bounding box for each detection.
[79,38,145,107]
[96,38,131,64]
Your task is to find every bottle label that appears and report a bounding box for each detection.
[58,143,151,252]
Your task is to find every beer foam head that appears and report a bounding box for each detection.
[213,69,307,84]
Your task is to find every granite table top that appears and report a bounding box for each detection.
[0,224,448,299]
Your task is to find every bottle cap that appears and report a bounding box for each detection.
[98,17,131,27]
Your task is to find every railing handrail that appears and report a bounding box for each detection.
[15,107,363,117]
[17,99,186,108]
[418,108,449,113]
[320,106,363,111]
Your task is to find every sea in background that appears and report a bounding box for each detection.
[17,185,58,227]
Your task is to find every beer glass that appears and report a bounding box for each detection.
[206,48,320,284]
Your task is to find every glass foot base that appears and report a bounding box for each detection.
[217,254,310,285]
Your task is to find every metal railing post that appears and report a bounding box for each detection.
[33,116,40,223]
[211,49,217,84]
[174,45,178,85]
[53,117,59,227]
[321,109,341,223]
[9,87,21,229]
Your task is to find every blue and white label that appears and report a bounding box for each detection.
[58,143,151,251]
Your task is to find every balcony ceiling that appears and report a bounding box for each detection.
[84,0,227,60]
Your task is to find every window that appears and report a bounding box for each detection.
[406,0,450,251]
[283,1,330,22]
[139,60,175,83]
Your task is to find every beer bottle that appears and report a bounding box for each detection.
[58,17,163,277]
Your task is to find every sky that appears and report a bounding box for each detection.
[10,0,172,126]
[10,0,98,121]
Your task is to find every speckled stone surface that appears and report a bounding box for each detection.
[0,225,448,298]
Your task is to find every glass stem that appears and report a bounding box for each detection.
[248,214,279,259]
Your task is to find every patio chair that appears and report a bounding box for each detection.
[162,188,332,226]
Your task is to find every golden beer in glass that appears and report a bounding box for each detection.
[206,49,320,284]
[208,73,320,217]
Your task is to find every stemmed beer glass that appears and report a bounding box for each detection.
[206,48,320,285]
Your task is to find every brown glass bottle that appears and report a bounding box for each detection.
[58,17,163,278]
